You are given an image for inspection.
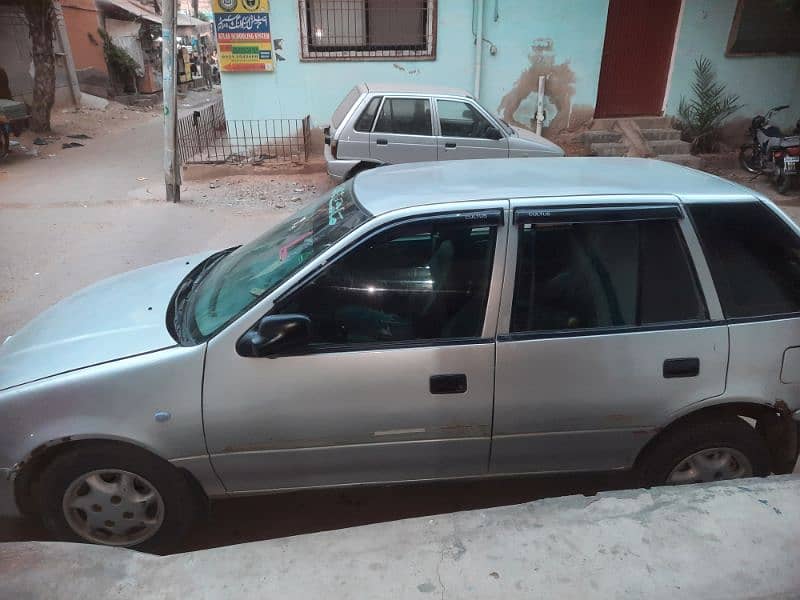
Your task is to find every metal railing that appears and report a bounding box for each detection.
[177,100,311,164]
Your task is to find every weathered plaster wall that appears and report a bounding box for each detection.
[665,0,800,130]
[219,0,799,136]
[219,0,608,134]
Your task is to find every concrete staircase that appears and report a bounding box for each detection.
[583,117,701,169]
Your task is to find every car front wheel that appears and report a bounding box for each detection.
[637,415,771,486]
[37,443,199,552]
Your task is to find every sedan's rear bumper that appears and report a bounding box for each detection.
[324,144,360,181]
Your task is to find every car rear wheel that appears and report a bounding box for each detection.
[37,443,199,553]
[637,416,770,487]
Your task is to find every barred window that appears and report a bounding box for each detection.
[299,0,436,60]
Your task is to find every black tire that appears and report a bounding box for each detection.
[637,416,770,487]
[345,162,377,181]
[37,443,200,553]
[0,129,9,161]
[738,143,761,174]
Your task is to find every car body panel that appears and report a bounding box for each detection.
[508,125,566,157]
[0,253,211,392]
[0,344,208,471]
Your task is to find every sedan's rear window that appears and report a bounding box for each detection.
[332,86,362,129]
[689,202,800,318]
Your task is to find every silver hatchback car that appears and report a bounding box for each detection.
[324,82,564,180]
[2,158,799,551]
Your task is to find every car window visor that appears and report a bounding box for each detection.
[513,205,682,225]
[425,208,504,226]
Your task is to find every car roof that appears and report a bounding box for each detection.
[352,157,758,216]
[362,82,473,98]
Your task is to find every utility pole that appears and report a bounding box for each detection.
[162,0,181,202]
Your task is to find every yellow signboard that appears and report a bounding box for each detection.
[212,0,273,72]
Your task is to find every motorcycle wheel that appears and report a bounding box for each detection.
[739,143,761,174]
[0,129,9,161]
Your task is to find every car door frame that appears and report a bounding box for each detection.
[432,95,510,160]
[369,94,438,164]
[489,195,728,475]
[202,199,511,493]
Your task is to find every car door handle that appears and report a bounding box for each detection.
[376,138,388,145]
[430,374,467,394]
[444,142,457,148]
[663,358,700,379]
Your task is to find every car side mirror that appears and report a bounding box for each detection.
[236,314,311,358]
[486,126,503,140]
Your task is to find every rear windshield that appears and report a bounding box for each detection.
[689,201,800,318]
[332,86,363,129]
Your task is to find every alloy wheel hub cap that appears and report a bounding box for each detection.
[62,469,165,546]
[667,447,753,485]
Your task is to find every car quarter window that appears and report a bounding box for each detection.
[374,98,432,136]
[688,202,800,318]
[437,99,496,139]
[275,219,498,346]
[510,218,707,333]
[354,96,382,132]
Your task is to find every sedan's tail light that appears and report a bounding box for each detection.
[787,146,800,157]
[331,138,338,159]
[774,151,784,158]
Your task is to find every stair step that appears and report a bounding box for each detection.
[641,128,681,142]
[583,130,622,144]
[590,118,618,131]
[631,116,674,129]
[649,139,691,155]
[657,154,703,170]
[590,142,627,157]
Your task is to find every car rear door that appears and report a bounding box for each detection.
[491,198,729,474]
[370,96,437,164]
[434,98,508,160]
[203,204,508,492]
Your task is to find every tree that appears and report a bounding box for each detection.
[21,0,57,132]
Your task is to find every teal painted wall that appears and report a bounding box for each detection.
[218,0,800,134]
[665,1,800,130]
[219,0,609,133]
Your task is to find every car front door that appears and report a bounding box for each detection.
[491,199,729,474]
[435,98,509,160]
[370,96,437,164]
[203,205,507,492]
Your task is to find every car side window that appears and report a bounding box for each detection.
[437,99,496,139]
[374,98,432,136]
[511,219,707,333]
[688,202,800,318]
[354,96,382,132]
[276,220,497,346]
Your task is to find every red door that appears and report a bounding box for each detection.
[595,0,682,118]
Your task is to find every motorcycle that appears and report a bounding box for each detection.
[739,104,800,194]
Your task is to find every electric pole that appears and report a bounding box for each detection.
[162,0,180,202]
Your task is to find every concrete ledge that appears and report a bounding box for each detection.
[1,476,799,599]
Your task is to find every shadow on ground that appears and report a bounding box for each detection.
[0,471,634,554]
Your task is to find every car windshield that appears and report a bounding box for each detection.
[182,181,370,342]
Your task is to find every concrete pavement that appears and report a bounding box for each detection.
[1,476,798,599]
